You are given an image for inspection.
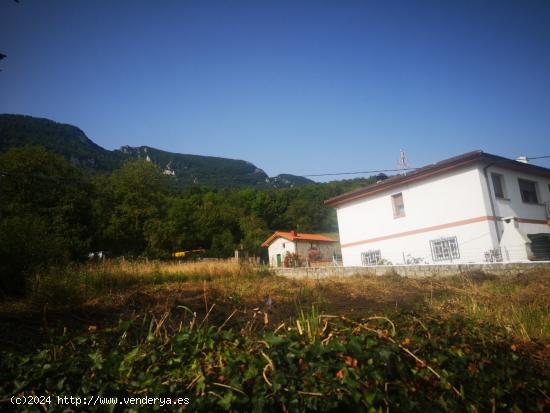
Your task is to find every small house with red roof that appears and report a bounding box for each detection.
[261,230,339,267]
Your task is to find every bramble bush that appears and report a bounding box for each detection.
[284,252,302,268]
[1,310,547,412]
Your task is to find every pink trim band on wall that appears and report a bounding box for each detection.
[341,216,548,249]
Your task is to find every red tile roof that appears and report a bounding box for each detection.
[261,231,337,247]
[324,150,550,208]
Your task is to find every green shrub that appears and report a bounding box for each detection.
[1,311,547,412]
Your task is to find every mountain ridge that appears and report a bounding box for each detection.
[0,114,313,188]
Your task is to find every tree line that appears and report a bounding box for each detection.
[0,145,385,297]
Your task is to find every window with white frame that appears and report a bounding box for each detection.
[429,236,460,262]
[391,193,405,218]
[491,173,506,199]
[518,179,539,204]
[361,250,381,266]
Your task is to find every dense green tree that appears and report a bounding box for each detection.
[238,214,270,255]
[250,190,291,229]
[95,159,171,256]
[167,195,204,251]
[210,229,236,258]
[0,146,93,297]
[144,218,176,258]
[0,144,388,297]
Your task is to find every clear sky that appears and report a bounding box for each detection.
[1,0,549,180]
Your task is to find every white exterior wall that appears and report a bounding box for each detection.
[341,221,495,265]
[268,237,296,267]
[337,163,550,267]
[337,165,497,266]
[481,165,550,260]
[481,165,550,235]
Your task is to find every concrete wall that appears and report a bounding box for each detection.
[272,262,550,279]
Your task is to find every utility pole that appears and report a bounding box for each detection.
[397,149,409,175]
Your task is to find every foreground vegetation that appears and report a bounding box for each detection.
[1,262,548,412]
[2,309,547,412]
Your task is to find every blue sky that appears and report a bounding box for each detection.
[1,0,549,179]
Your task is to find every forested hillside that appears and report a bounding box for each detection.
[0,114,312,188]
[0,145,384,296]
[0,114,124,171]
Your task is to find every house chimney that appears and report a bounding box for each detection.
[291,230,297,236]
[516,156,529,164]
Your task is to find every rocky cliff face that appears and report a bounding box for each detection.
[116,145,272,187]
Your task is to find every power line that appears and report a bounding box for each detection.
[302,153,550,178]
[0,167,406,183]
[1,152,549,183]
[302,168,417,178]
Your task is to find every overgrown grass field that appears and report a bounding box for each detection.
[1,261,548,412]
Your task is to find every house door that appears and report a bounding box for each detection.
[276,254,282,267]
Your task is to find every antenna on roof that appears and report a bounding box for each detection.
[397,149,409,175]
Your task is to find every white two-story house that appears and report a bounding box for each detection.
[324,151,550,266]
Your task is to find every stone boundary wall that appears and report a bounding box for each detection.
[272,262,550,279]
